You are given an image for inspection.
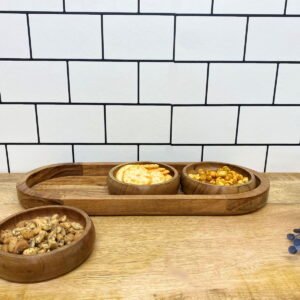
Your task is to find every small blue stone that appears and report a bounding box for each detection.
[288,246,298,254]
[287,233,295,240]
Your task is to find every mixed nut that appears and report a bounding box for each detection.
[0,214,84,255]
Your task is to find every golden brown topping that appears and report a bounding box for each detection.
[188,166,249,186]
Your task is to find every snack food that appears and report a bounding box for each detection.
[116,164,172,185]
[188,165,249,186]
[0,214,83,255]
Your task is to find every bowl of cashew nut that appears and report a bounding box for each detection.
[0,205,95,283]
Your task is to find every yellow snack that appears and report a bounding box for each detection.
[188,166,249,186]
[116,164,173,185]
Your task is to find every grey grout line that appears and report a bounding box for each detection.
[1,143,298,146]
[243,17,249,61]
[137,62,140,103]
[2,11,300,16]
[101,15,104,59]
[5,145,10,173]
[103,105,107,143]
[264,145,269,172]
[26,14,32,59]
[137,145,140,161]
[235,106,241,144]
[211,0,214,14]
[170,106,173,144]
[137,0,140,13]
[71,144,75,162]
[173,15,176,61]
[0,102,299,106]
[34,104,40,143]
[201,145,204,161]
[66,61,71,103]
[284,0,288,14]
[272,63,280,104]
[205,63,210,105]
[1,58,300,63]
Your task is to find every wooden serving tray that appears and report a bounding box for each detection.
[16,163,270,216]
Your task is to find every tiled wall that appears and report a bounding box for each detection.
[0,0,299,173]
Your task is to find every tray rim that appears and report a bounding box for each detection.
[16,162,270,202]
[16,162,270,215]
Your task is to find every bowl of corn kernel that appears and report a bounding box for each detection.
[181,162,256,195]
[107,162,180,195]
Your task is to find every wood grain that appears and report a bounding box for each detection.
[0,205,95,283]
[0,173,300,299]
[16,163,269,216]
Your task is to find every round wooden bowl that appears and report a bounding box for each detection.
[181,161,256,195]
[107,162,180,195]
[0,205,95,283]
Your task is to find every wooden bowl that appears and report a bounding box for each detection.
[181,161,256,195]
[0,205,95,283]
[107,161,180,195]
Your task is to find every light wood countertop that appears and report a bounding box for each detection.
[0,173,299,299]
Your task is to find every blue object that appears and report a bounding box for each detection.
[287,233,295,240]
[288,246,298,254]
[293,239,300,247]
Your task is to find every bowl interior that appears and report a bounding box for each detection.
[110,161,178,186]
[0,206,89,258]
[184,161,254,187]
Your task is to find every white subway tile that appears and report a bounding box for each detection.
[30,14,102,59]
[0,14,29,58]
[238,107,300,144]
[286,0,300,14]
[106,105,171,143]
[74,145,137,162]
[0,0,63,11]
[140,63,207,104]
[176,17,246,61]
[0,146,8,173]
[246,18,300,61]
[8,145,72,172]
[214,0,285,14]
[267,146,300,172]
[208,63,276,104]
[172,107,238,144]
[66,0,137,12]
[38,105,105,143]
[0,105,37,142]
[203,146,267,172]
[140,0,211,13]
[0,61,68,103]
[104,15,174,60]
[69,62,137,103]
[275,64,300,104]
[140,145,202,162]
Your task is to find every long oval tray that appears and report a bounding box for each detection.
[16,162,270,216]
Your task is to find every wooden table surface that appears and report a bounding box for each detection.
[0,173,300,300]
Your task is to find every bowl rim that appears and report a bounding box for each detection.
[108,161,179,187]
[0,205,92,259]
[182,161,255,188]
